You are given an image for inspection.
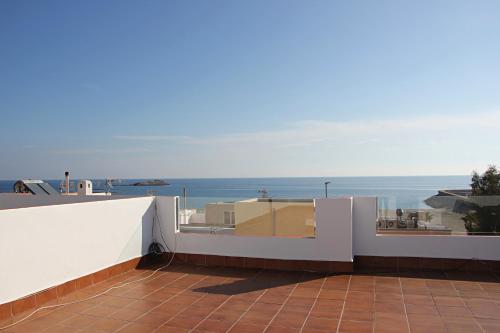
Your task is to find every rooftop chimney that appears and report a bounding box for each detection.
[65,171,69,195]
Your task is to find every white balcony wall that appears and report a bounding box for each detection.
[155,197,353,262]
[0,197,155,304]
[352,197,500,260]
[4,195,500,306]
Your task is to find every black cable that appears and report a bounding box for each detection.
[149,201,173,256]
[155,201,172,253]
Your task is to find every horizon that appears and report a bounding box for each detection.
[2,1,500,179]
[0,173,474,182]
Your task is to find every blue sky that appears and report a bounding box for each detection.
[1,0,500,179]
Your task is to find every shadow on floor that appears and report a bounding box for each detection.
[191,269,327,295]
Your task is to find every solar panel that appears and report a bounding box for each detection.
[39,182,60,195]
[25,183,47,195]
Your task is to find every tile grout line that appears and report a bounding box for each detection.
[298,275,327,333]
[371,277,376,333]
[11,268,500,333]
[224,272,270,332]
[86,272,192,333]
[150,292,209,332]
[104,271,192,318]
[117,271,185,300]
[113,271,210,332]
[152,274,237,333]
[335,274,352,333]
[449,277,485,333]
[136,272,210,316]
[188,269,265,333]
[37,271,190,333]
[223,290,269,333]
[398,277,411,333]
[427,279,445,333]
[188,294,235,332]
[101,271,190,321]
[262,272,308,333]
[475,279,489,333]
[101,272,171,302]
[119,269,170,288]
[80,268,173,306]
[426,278,468,332]
[87,266,160,296]
[111,269,182,297]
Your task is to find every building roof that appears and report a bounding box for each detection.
[14,180,60,195]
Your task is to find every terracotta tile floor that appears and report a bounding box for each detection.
[2,264,500,333]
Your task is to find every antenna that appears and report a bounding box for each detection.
[105,178,114,194]
[183,187,187,210]
[257,188,269,198]
[65,171,69,195]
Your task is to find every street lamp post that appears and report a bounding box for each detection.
[324,181,331,198]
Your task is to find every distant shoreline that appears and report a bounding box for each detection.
[131,179,169,186]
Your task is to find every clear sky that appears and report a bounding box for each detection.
[1,0,500,179]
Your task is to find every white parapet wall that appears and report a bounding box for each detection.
[4,194,499,305]
[156,196,353,262]
[0,196,155,304]
[352,196,500,260]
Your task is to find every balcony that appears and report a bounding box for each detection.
[1,194,500,332]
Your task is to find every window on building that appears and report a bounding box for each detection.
[224,211,235,225]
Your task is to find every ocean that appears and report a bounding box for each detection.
[0,176,470,210]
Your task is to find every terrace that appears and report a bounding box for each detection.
[2,263,500,333]
[1,195,500,332]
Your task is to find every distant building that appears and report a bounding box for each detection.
[75,180,110,196]
[205,203,235,226]
[13,180,59,195]
[234,198,315,237]
[202,198,315,237]
[77,180,93,195]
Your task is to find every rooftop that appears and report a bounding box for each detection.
[2,262,500,333]
[1,195,500,333]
